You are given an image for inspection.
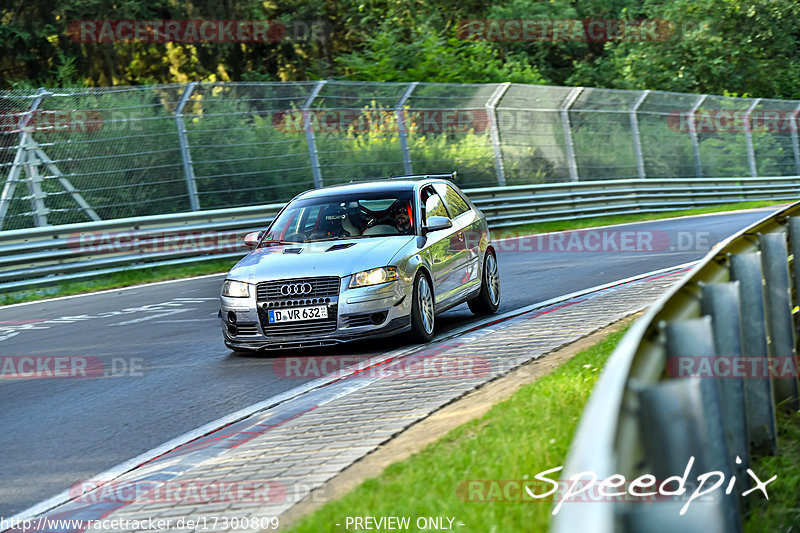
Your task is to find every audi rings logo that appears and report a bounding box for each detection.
[280,282,313,296]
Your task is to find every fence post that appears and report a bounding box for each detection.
[395,82,418,176]
[690,95,707,178]
[0,88,50,228]
[486,82,511,186]
[303,80,327,189]
[561,87,583,182]
[631,90,649,180]
[745,98,761,178]
[791,103,800,175]
[176,82,200,211]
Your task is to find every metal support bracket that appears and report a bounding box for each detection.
[486,82,511,186]
[561,87,583,182]
[176,82,200,211]
[395,82,419,176]
[631,90,650,180]
[303,81,327,189]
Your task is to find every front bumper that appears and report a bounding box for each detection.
[219,277,413,351]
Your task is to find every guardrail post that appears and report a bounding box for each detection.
[792,103,800,175]
[303,80,326,189]
[729,252,778,454]
[689,95,707,178]
[630,90,649,180]
[486,82,511,186]
[24,136,49,227]
[759,233,799,409]
[175,82,200,211]
[700,282,750,484]
[744,98,761,178]
[561,87,583,182]
[637,316,741,532]
[789,218,800,305]
[632,379,737,532]
[395,82,418,176]
[663,318,741,530]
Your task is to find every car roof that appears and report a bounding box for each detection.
[296,179,451,199]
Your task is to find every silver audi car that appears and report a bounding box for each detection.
[219,174,500,351]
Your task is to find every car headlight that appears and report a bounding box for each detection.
[349,266,398,288]
[222,279,250,298]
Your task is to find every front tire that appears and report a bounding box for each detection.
[409,271,435,343]
[468,250,500,315]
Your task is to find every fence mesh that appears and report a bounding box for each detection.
[2,81,799,230]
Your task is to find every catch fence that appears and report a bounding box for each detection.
[2,81,800,230]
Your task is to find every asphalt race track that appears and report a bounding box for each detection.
[0,207,779,516]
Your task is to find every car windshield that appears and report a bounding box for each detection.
[262,191,415,243]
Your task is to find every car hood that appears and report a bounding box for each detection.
[227,236,415,283]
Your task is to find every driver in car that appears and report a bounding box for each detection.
[394,202,413,234]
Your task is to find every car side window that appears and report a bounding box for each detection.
[439,184,471,217]
[421,187,450,224]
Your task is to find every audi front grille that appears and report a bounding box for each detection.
[256,276,340,302]
[256,276,341,337]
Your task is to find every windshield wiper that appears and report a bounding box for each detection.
[261,239,296,246]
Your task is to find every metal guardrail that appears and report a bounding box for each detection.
[1,177,798,294]
[471,176,800,228]
[0,203,284,292]
[552,200,800,532]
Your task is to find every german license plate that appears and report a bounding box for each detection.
[267,305,328,323]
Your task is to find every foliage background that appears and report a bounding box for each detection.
[2,0,799,99]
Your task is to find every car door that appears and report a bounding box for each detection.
[434,182,482,296]
[420,185,463,307]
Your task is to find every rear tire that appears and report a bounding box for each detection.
[409,271,435,343]
[468,250,500,315]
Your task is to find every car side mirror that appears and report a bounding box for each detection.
[243,231,263,247]
[422,216,453,235]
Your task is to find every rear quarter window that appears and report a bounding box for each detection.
[438,184,471,217]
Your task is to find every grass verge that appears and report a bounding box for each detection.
[744,408,800,531]
[0,199,782,306]
[0,258,238,306]
[287,327,627,533]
